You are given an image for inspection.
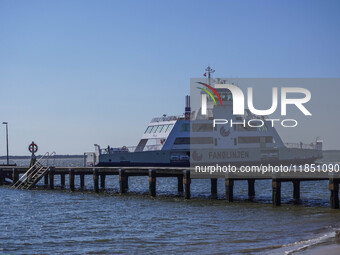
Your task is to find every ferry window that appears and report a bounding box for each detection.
[191,137,213,144]
[174,137,190,144]
[162,124,169,132]
[234,138,237,145]
[265,136,273,143]
[153,125,160,133]
[153,125,162,133]
[165,124,174,133]
[145,126,152,133]
[148,126,156,133]
[157,125,164,133]
[149,125,157,133]
[192,123,213,132]
[180,123,190,132]
[238,137,260,143]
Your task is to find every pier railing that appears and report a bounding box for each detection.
[12,152,56,189]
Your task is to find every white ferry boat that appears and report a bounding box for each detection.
[85,69,323,167]
[86,112,191,167]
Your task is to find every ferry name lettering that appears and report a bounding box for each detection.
[209,151,249,159]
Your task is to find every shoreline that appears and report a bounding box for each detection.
[288,229,340,254]
[293,242,340,255]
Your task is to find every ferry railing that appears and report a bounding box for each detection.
[285,142,316,150]
[144,145,163,151]
[100,146,136,154]
[151,115,184,123]
[101,144,163,154]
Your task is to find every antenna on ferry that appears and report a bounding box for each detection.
[205,66,215,86]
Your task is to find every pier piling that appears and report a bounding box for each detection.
[60,173,65,189]
[293,180,300,200]
[12,168,19,184]
[272,179,281,206]
[44,174,49,187]
[329,178,339,209]
[49,167,54,190]
[225,179,234,202]
[80,173,85,190]
[177,176,183,193]
[248,179,255,199]
[93,169,99,193]
[0,169,3,185]
[119,169,127,194]
[211,178,217,198]
[183,170,191,199]
[100,174,106,190]
[149,169,156,197]
[125,176,129,190]
[69,169,75,191]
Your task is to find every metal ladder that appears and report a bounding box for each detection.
[12,152,56,190]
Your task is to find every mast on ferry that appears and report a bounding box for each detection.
[205,66,215,86]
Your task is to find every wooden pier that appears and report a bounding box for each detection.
[0,166,339,209]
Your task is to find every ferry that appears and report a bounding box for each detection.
[85,68,323,167]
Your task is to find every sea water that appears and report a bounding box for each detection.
[0,152,339,254]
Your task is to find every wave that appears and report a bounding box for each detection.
[268,228,340,254]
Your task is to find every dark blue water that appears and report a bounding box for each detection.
[1,157,340,254]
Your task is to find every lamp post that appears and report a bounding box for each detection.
[2,122,9,165]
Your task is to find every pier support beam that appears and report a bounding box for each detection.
[225,179,234,202]
[69,169,75,191]
[93,169,99,193]
[100,173,106,190]
[177,176,183,193]
[0,169,3,185]
[119,169,127,194]
[272,179,281,206]
[12,168,19,184]
[329,178,339,209]
[49,167,55,190]
[125,176,129,190]
[211,178,217,198]
[44,174,49,187]
[149,169,156,197]
[60,173,65,189]
[293,180,300,200]
[248,179,255,199]
[80,174,85,190]
[183,170,191,199]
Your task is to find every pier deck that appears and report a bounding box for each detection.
[0,166,339,209]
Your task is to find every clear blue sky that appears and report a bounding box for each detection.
[0,0,339,155]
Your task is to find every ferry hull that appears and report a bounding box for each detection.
[96,158,318,167]
[96,148,322,167]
